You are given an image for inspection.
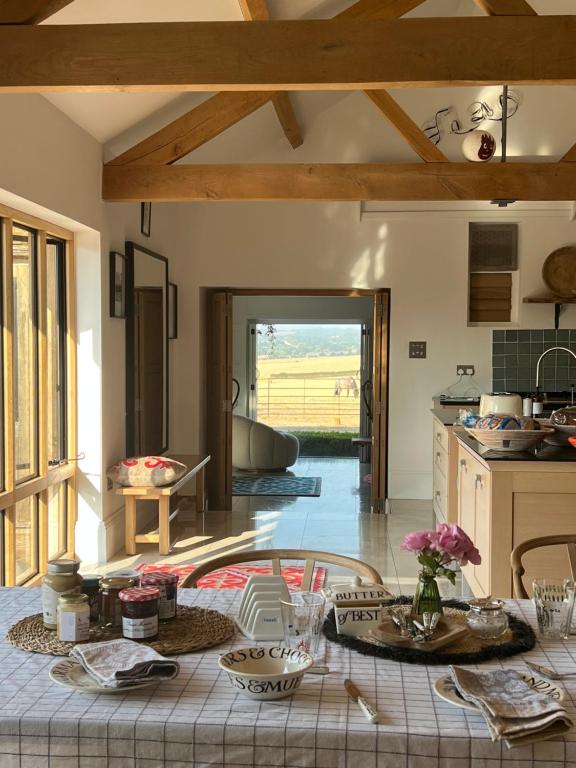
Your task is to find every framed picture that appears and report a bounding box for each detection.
[168,282,178,339]
[140,202,152,237]
[109,251,126,318]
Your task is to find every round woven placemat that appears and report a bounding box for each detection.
[323,598,535,666]
[6,605,236,657]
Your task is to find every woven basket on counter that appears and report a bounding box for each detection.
[465,427,554,452]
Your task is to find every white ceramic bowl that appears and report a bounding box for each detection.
[218,646,313,700]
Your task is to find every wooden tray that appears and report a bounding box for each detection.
[369,616,469,652]
[542,246,576,298]
[6,605,236,657]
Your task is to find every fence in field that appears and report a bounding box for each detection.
[256,370,361,430]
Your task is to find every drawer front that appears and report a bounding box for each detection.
[433,423,449,453]
[433,443,449,481]
[433,464,448,522]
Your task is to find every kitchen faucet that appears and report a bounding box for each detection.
[535,346,576,396]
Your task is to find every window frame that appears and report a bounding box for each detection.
[0,205,77,586]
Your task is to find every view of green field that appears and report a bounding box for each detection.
[256,350,362,432]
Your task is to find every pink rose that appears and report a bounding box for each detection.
[433,523,481,566]
[401,530,437,553]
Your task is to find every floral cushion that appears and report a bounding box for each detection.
[107,456,187,487]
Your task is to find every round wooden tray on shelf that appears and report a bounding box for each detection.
[542,246,576,299]
[6,605,236,657]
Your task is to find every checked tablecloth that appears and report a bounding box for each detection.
[1,587,576,768]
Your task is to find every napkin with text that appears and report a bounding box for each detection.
[70,638,180,688]
[449,666,573,748]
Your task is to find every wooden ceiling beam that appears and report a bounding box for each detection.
[102,162,576,203]
[0,0,73,24]
[238,0,303,149]
[107,92,276,166]
[365,90,447,162]
[473,0,536,15]
[2,17,575,93]
[339,0,428,19]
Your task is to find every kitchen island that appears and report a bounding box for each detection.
[455,431,576,599]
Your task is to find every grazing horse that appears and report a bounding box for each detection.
[334,376,359,397]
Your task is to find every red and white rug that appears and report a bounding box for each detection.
[136,563,327,592]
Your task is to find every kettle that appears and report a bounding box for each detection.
[479,392,522,417]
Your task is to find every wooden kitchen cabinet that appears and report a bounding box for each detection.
[431,413,466,526]
[456,435,576,598]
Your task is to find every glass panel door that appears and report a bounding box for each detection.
[47,482,67,560]
[12,225,38,485]
[15,495,38,584]
[46,239,67,464]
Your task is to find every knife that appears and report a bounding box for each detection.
[344,679,379,724]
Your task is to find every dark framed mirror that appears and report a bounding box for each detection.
[125,241,169,456]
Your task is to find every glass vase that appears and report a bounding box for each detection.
[412,573,443,617]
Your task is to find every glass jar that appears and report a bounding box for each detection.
[118,587,160,641]
[81,574,102,622]
[141,572,178,621]
[99,576,138,629]
[466,599,509,640]
[42,559,82,630]
[57,593,90,642]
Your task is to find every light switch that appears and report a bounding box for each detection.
[409,341,427,359]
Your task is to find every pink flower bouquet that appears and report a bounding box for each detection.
[401,523,481,585]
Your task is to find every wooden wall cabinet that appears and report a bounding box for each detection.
[456,437,576,598]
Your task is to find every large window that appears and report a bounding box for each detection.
[0,209,76,586]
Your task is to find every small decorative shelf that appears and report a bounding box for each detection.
[523,294,576,330]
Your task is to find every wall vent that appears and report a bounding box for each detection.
[469,223,518,272]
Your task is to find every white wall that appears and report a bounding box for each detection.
[167,201,576,499]
[232,295,373,416]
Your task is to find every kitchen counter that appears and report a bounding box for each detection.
[430,408,477,426]
[456,431,576,464]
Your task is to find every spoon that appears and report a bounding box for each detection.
[525,661,576,680]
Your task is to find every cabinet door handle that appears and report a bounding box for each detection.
[459,459,467,473]
[435,452,441,465]
[475,474,484,489]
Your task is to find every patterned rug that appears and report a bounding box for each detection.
[232,475,322,497]
[136,563,327,591]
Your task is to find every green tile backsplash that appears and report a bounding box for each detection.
[492,329,576,393]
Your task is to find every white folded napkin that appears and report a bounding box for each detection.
[70,638,180,689]
[450,666,573,748]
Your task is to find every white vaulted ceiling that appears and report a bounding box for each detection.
[40,0,576,164]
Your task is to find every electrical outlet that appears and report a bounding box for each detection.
[409,341,427,359]
[457,365,475,376]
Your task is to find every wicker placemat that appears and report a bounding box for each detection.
[6,605,236,657]
[323,598,536,665]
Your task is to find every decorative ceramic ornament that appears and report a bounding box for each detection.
[461,130,496,162]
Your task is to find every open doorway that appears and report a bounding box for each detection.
[205,290,389,514]
[247,322,367,460]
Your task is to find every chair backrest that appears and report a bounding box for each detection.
[511,535,576,599]
[180,548,384,589]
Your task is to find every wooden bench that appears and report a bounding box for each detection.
[115,454,211,556]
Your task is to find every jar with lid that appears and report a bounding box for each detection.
[141,572,178,621]
[99,576,138,629]
[81,574,102,622]
[466,599,509,640]
[119,587,160,641]
[57,593,90,642]
[42,559,82,630]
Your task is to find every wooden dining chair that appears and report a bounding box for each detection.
[180,548,385,589]
[511,535,576,599]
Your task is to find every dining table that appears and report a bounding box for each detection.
[1,587,576,768]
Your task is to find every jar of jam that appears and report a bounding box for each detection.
[57,593,90,642]
[99,576,138,629]
[81,574,102,622]
[42,559,82,630]
[141,572,178,621]
[118,587,160,641]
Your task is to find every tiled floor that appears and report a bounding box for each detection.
[93,458,468,598]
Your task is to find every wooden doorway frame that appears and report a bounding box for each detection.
[205,288,390,513]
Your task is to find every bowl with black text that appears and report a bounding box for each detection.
[218,646,313,700]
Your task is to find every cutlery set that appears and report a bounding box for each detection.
[389,607,441,642]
